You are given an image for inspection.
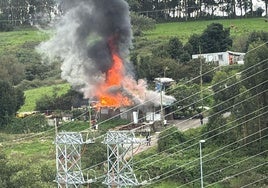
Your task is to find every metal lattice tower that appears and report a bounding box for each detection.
[103,131,140,188]
[55,132,91,188]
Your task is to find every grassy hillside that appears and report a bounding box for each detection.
[144,18,268,42]
[0,29,48,53]
[19,83,70,112]
[17,18,268,111]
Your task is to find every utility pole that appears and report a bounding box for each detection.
[199,45,203,110]
[199,140,205,188]
[160,88,164,125]
[88,100,91,129]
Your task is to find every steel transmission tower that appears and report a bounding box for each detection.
[103,131,140,188]
[55,132,94,188]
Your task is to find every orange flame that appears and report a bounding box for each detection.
[96,38,133,107]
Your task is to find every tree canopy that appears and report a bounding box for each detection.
[0,80,25,127]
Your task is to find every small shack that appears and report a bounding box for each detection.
[192,51,245,66]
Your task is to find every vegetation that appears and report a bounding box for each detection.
[0,80,24,127]
[0,1,268,186]
[144,18,268,42]
[1,0,266,30]
[20,83,70,112]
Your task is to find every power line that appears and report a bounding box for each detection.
[82,105,267,178]
[7,46,265,144]
[141,127,268,187]
[202,130,268,164]
[3,55,264,172]
[177,150,267,188]
[133,67,267,154]
[61,41,268,183]
[83,131,268,184]
[143,132,267,186]
[133,86,267,167]
[1,39,266,185]
[79,81,267,173]
[130,58,267,134]
[134,107,267,169]
[160,74,267,140]
[80,58,267,172]
[240,176,268,188]
[205,160,268,188]
[0,107,90,145]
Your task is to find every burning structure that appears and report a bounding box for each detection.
[37,0,175,113]
[37,1,175,187]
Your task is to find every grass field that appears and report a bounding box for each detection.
[19,83,70,112]
[144,18,268,42]
[0,29,48,53]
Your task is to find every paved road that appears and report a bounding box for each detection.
[128,118,208,157]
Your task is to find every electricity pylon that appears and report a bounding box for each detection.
[103,131,140,188]
[55,132,94,188]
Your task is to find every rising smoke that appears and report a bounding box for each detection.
[37,0,175,107]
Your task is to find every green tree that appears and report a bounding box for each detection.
[126,0,141,11]
[7,114,48,134]
[157,126,187,152]
[231,86,257,146]
[211,71,240,113]
[203,71,240,144]
[167,37,184,60]
[130,12,156,36]
[245,31,268,52]
[0,0,56,28]
[186,23,233,54]
[0,80,25,127]
[167,83,201,118]
[183,58,216,83]
[243,42,268,107]
[35,89,86,111]
[200,23,232,53]
[186,34,201,55]
[203,0,217,17]
[237,42,268,152]
[187,0,199,18]
[0,55,25,85]
[134,55,180,81]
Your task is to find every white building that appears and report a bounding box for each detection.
[192,51,245,66]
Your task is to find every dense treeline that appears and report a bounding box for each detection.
[0,0,267,31]
[126,0,267,21]
[0,0,56,31]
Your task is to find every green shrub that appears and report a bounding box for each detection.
[6,114,49,134]
[157,126,187,153]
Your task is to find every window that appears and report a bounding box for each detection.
[218,54,223,60]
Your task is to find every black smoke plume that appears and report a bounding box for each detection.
[37,0,175,106]
[38,0,132,97]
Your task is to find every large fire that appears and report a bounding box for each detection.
[95,37,133,107]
